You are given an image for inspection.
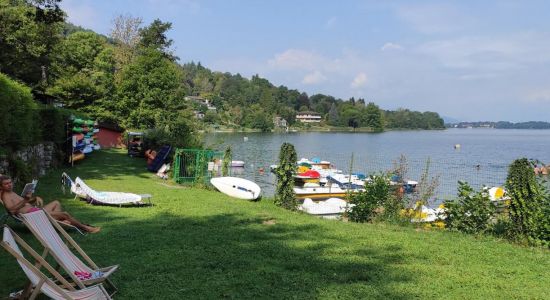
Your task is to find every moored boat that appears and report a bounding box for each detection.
[293,183,362,200]
[298,197,354,219]
[230,160,245,167]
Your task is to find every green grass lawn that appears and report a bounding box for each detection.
[1,149,549,299]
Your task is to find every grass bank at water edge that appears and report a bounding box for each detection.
[0,149,548,299]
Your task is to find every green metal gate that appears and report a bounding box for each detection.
[173,148,224,184]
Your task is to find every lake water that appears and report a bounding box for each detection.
[204,129,550,200]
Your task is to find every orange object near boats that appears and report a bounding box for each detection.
[145,149,157,165]
[69,152,85,163]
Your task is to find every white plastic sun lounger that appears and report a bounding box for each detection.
[20,210,118,295]
[1,226,111,300]
[62,173,151,206]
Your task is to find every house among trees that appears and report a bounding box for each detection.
[296,111,321,123]
[273,116,288,128]
[185,96,216,110]
[96,121,125,148]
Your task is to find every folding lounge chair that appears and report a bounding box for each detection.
[1,226,111,300]
[0,196,86,235]
[20,210,118,295]
[61,172,151,207]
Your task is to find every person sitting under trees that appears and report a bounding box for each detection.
[0,175,100,233]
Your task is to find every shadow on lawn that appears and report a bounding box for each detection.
[65,149,152,181]
[84,212,416,299]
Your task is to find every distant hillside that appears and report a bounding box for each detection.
[447,121,550,129]
[442,115,461,124]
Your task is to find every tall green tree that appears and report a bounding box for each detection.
[0,0,64,89]
[139,18,177,60]
[328,102,340,126]
[116,47,185,129]
[364,102,384,132]
[47,31,108,109]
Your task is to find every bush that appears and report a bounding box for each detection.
[505,158,550,246]
[348,175,392,223]
[274,143,297,210]
[0,73,39,150]
[444,181,496,234]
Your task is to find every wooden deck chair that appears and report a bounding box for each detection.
[1,226,111,300]
[20,210,118,295]
[0,195,86,235]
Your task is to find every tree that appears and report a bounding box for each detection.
[0,0,65,88]
[364,102,383,132]
[47,31,109,109]
[275,143,297,210]
[116,47,185,129]
[139,19,177,60]
[328,103,339,126]
[110,14,142,80]
[296,92,310,110]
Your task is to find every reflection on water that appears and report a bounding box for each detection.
[230,166,245,175]
[205,129,550,199]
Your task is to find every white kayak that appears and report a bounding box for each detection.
[210,177,261,200]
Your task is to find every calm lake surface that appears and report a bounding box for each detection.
[204,129,550,200]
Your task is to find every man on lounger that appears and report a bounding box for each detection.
[0,175,100,233]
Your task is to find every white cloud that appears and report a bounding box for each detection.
[416,33,550,75]
[302,71,327,85]
[268,49,326,71]
[525,88,550,103]
[351,72,368,88]
[381,42,404,51]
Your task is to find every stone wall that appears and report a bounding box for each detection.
[0,142,59,178]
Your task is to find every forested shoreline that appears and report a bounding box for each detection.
[1,0,444,137]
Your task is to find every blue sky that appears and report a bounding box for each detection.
[60,0,550,122]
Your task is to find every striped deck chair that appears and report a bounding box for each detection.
[1,226,111,300]
[20,210,118,295]
[0,194,85,235]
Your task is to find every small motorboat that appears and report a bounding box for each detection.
[294,183,362,200]
[230,160,245,168]
[299,198,355,219]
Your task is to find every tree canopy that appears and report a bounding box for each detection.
[0,1,445,136]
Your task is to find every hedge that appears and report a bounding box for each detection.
[0,72,39,151]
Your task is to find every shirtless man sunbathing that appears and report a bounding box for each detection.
[0,175,100,233]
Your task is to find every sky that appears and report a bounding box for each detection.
[60,0,550,122]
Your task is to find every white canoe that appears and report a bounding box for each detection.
[210,177,261,200]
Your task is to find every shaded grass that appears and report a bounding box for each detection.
[0,149,549,299]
